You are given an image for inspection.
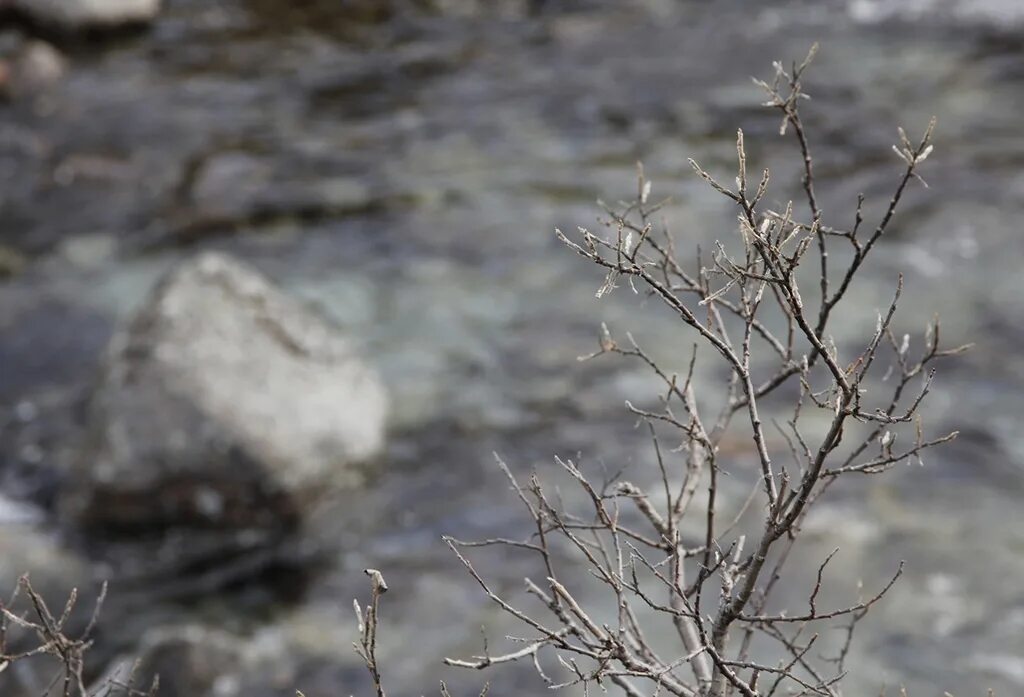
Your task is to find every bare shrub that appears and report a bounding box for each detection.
[348,45,967,697]
[1,44,967,697]
[0,576,156,697]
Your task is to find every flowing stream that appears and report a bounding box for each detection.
[1,1,1023,695]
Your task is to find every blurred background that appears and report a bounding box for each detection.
[1,0,1023,695]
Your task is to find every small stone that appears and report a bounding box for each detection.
[94,625,243,697]
[0,245,27,278]
[58,233,118,269]
[310,177,372,211]
[18,443,44,464]
[194,487,225,519]
[189,151,273,223]
[12,41,66,95]
[14,400,38,423]
[10,0,161,31]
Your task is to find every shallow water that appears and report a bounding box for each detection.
[1,0,1023,695]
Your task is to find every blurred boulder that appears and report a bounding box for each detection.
[93,619,361,697]
[93,625,243,697]
[64,251,388,530]
[9,0,160,30]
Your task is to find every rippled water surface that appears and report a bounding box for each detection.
[1,1,1023,695]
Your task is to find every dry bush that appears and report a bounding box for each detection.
[0,576,156,697]
[348,45,967,697]
[1,45,966,697]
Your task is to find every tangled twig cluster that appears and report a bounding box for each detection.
[1,576,157,697]
[349,45,966,697]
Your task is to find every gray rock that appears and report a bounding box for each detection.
[10,0,160,30]
[64,252,388,529]
[93,619,360,697]
[93,625,243,697]
[12,41,66,93]
[188,152,274,225]
[0,244,27,277]
[185,150,375,230]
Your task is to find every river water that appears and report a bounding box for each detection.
[1,1,1023,695]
